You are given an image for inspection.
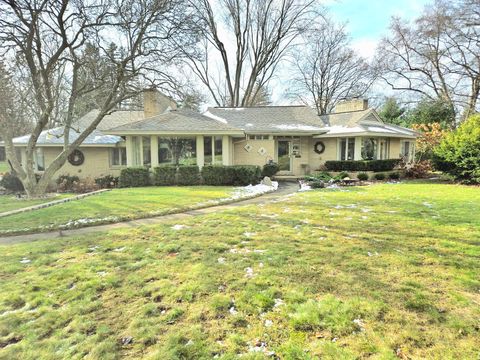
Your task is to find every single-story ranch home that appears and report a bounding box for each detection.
[10,90,417,179]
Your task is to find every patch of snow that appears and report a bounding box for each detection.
[203,111,228,124]
[229,306,238,315]
[230,182,278,200]
[273,298,284,308]
[298,182,312,192]
[274,124,322,131]
[20,258,31,264]
[171,224,188,230]
[245,267,255,278]
[113,247,126,252]
[253,249,267,253]
[217,257,226,264]
[264,319,273,327]
[243,232,256,238]
[423,202,433,208]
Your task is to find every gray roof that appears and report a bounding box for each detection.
[108,109,241,133]
[74,109,145,131]
[12,127,123,146]
[205,106,325,133]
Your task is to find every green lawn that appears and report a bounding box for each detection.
[0,182,479,359]
[0,186,237,235]
[0,194,73,214]
[0,162,9,174]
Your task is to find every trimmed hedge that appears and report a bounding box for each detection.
[325,159,400,172]
[119,167,151,187]
[177,166,200,185]
[153,165,177,186]
[201,165,261,186]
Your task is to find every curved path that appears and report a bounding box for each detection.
[0,182,299,245]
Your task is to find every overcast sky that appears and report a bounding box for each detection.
[327,0,430,59]
[267,0,431,105]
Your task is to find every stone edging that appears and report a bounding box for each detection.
[0,189,112,219]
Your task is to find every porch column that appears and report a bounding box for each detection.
[126,136,134,167]
[150,135,158,168]
[222,135,230,165]
[354,137,362,160]
[196,135,204,168]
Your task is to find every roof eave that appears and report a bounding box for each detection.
[106,130,245,136]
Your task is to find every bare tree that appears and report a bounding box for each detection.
[290,19,373,115]
[182,0,319,107]
[0,0,189,197]
[375,0,480,123]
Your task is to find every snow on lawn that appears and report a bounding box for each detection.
[229,182,278,199]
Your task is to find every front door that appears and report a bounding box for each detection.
[277,140,292,173]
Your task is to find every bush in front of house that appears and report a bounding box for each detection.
[325,159,400,172]
[201,165,261,186]
[56,175,80,192]
[201,166,235,186]
[153,165,177,186]
[357,172,369,181]
[231,165,262,185]
[0,172,24,192]
[373,173,386,181]
[94,175,119,189]
[119,167,151,187]
[262,162,280,177]
[177,166,200,185]
[388,172,401,180]
[434,114,480,184]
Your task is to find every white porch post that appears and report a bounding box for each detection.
[222,135,230,165]
[354,137,362,160]
[150,135,158,168]
[126,136,134,166]
[196,135,204,168]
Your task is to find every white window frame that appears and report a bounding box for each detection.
[110,147,127,167]
[400,140,415,162]
[338,137,355,161]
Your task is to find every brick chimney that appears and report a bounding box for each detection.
[143,89,177,118]
[334,99,369,113]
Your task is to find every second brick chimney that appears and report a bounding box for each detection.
[143,89,177,118]
[334,99,369,113]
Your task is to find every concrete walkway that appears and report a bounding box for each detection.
[0,182,299,245]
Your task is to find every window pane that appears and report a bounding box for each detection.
[132,136,141,166]
[214,136,222,164]
[36,148,45,171]
[143,136,151,166]
[361,138,377,160]
[204,136,212,165]
[120,148,127,165]
[158,138,197,165]
[112,148,120,166]
[347,138,355,160]
[340,138,347,160]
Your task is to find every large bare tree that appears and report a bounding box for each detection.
[290,19,373,115]
[0,0,190,197]
[375,0,480,123]
[182,0,319,107]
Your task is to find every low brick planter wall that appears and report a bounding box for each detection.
[0,189,111,218]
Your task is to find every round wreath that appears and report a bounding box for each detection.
[68,149,85,166]
[313,141,326,155]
